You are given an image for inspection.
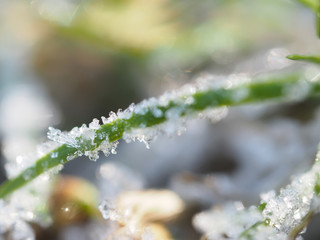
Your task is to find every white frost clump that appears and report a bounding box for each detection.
[48,118,118,161]
[47,124,96,149]
[193,148,320,239]
[193,202,263,239]
[99,200,128,223]
[48,73,251,158]
[0,200,35,240]
[261,156,320,234]
[121,73,250,148]
[0,85,61,236]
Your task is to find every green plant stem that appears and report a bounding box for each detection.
[294,0,320,38]
[0,73,320,199]
[318,4,320,38]
[287,54,320,64]
[289,210,314,240]
[295,0,319,11]
[239,221,268,240]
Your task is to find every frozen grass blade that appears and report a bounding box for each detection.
[295,0,319,11]
[194,143,320,239]
[240,148,320,239]
[294,0,320,38]
[287,54,320,64]
[318,3,320,38]
[0,72,320,199]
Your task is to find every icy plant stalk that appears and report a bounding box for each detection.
[193,145,320,240]
[0,72,320,198]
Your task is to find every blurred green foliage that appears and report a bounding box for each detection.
[29,0,300,129]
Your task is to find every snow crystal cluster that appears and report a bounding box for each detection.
[47,118,118,161]
[261,155,320,234]
[193,202,263,239]
[0,85,61,240]
[46,70,313,179]
[2,69,314,240]
[193,146,320,239]
[0,138,60,239]
[99,200,128,223]
[0,200,36,240]
[119,73,249,148]
[47,119,101,149]
[47,73,246,160]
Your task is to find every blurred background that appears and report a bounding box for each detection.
[1,0,320,239]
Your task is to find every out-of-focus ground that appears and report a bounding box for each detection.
[1,0,320,239]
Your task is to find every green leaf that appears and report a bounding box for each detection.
[258,202,267,212]
[314,173,320,196]
[318,6,320,38]
[296,0,319,11]
[239,221,268,240]
[1,72,320,199]
[295,0,320,38]
[287,54,320,64]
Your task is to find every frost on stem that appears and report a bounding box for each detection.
[257,151,320,238]
[1,70,312,202]
[47,73,248,159]
[41,71,317,188]
[193,145,320,240]
[1,71,264,202]
[193,202,268,240]
[0,200,35,240]
[47,118,118,161]
[111,74,243,148]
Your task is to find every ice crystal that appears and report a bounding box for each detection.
[99,200,127,223]
[123,128,158,149]
[261,157,320,234]
[0,84,60,234]
[37,141,62,158]
[47,127,79,148]
[100,140,119,157]
[0,200,35,240]
[2,139,56,226]
[89,118,101,130]
[198,106,229,124]
[193,146,320,239]
[48,119,101,150]
[8,220,35,240]
[3,147,57,225]
[193,202,263,240]
[47,72,262,162]
[48,115,121,161]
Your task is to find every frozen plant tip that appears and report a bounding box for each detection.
[0,71,320,198]
[193,145,320,240]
